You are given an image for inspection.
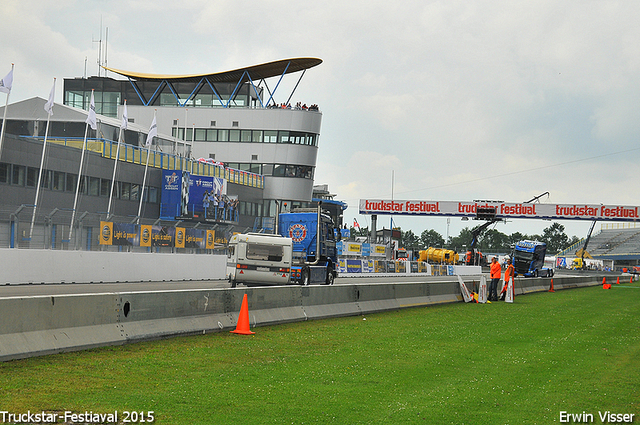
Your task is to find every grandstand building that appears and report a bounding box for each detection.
[0,58,328,249]
[558,226,640,270]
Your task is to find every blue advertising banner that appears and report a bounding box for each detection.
[160,170,184,219]
[111,223,138,246]
[185,228,206,249]
[151,226,174,247]
[346,259,362,273]
[188,175,227,217]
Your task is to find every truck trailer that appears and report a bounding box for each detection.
[227,205,338,286]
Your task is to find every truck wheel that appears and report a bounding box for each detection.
[549,269,554,277]
[326,267,335,285]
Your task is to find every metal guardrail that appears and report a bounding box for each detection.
[23,136,265,189]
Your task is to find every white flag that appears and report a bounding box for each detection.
[120,100,128,130]
[0,66,13,94]
[85,90,97,130]
[44,79,56,115]
[145,115,157,147]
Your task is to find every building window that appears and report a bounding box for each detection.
[207,129,218,141]
[131,183,140,201]
[278,131,290,144]
[229,129,240,142]
[12,165,25,186]
[66,174,77,192]
[195,129,207,141]
[100,179,111,197]
[88,177,100,196]
[52,171,65,191]
[146,187,158,203]
[41,170,53,190]
[0,162,8,184]
[26,167,38,187]
[264,130,277,143]
[241,130,252,142]
[121,182,131,200]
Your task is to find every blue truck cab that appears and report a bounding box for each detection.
[512,240,554,278]
[278,209,338,285]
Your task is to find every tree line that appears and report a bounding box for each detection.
[350,222,581,255]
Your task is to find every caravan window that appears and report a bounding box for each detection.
[246,243,284,262]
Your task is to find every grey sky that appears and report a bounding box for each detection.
[2,0,640,241]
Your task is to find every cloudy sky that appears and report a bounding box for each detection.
[2,0,640,241]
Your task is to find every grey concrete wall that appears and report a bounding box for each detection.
[0,275,606,362]
[0,248,226,284]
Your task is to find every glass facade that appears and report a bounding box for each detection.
[64,78,261,117]
[185,128,317,146]
[0,162,159,203]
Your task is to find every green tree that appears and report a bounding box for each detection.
[401,230,422,250]
[478,228,510,252]
[420,229,445,249]
[538,222,570,254]
[349,225,369,240]
[447,227,474,253]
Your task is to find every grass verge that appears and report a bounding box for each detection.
[1,282,639,424]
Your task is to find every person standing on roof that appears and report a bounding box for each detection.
[489,257,501,301]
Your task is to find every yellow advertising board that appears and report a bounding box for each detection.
[206,230,216,249]
[99,221,112,245]
[347,243,362,254]
[140,225,152,247]
[175,227,186,248]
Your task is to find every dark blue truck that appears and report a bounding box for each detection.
[512,240,554,277]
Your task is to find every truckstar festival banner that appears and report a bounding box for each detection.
[359,199,640,222]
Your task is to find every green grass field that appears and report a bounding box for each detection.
[1,282,639,424]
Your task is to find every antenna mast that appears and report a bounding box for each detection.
[92,16,103,77]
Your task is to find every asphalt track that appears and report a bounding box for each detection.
[0,269,587,298]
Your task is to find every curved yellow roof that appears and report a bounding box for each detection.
[103,57,322,83]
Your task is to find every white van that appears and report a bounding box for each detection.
[227,233,293,287]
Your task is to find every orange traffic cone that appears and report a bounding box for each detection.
[549,278,555,292]
[631,276,633,284]
[602,277,606,285]
[616,277,620,285]
[603,283,612,289]
[231,294,255,335]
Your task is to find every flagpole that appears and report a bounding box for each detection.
[68,123,90,242]
[0,64,14,160]
[30,77,56,240]
[68,89,96,243]
[138,143,151,224]
[107,126,122,219]
[107,100,127,219]
[138,110,157,224]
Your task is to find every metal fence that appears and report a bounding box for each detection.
[0,204,244,254]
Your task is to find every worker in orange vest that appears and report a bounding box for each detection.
[500,258,515,300]
[489,257,501,301]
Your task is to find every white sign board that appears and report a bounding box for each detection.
[359,199,640,222]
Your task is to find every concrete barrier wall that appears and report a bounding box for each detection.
[0,275,607,362]
[0,248,226,284]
